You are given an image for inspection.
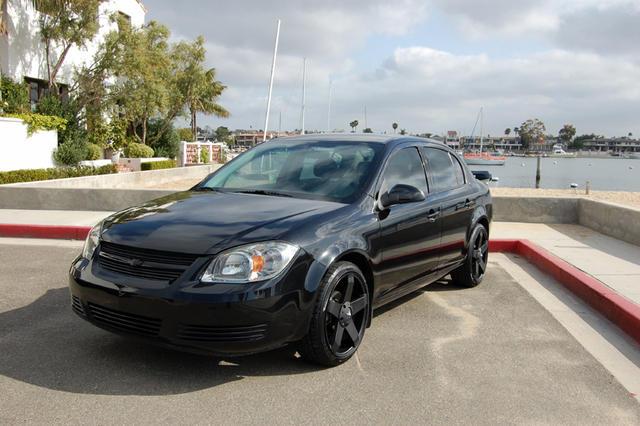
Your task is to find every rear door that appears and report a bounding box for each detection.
[421,147,475,268]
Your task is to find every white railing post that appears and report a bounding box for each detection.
[208,142,213,163]
[181,141,187,167]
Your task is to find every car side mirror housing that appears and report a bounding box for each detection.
[472,170,492,181]
[379,184,425,209]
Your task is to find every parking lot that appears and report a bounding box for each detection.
[1,241,639,424]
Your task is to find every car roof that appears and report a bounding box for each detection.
[269,133,450,149]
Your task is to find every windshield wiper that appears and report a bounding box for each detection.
[192,186,222,192]
[232,189,293,198]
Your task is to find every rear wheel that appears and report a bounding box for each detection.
[299,262,369,367]
[451,223,489,287]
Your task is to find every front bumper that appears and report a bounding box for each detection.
[68,252,317,356]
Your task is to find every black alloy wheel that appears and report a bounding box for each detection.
[299,262,369,366]
[451,224,489,287]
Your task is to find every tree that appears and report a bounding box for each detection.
[392,122,398,133]
[35,0,101,88]
[629,132,633,138]
[518,119,546,150]
[504,128,511,136]
[571,133,597,150]
[349,120,359,132]
[215,126,231,142]
[171,36,229,142]
[558,124,576,145]
[177,127,193,141]
[400,129,406,135]
[363,127,373,133]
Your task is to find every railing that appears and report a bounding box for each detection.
[180,141,222,166]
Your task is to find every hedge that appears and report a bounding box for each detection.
[140,160,176,171]
[0,164,118,185]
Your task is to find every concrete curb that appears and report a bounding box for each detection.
[0,224,91,240]
[491,238,640,347]
[1,225,638,346]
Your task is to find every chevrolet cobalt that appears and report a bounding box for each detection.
[69,135,492,366]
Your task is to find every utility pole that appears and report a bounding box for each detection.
[263,19,281,142]
[364,105,367,130]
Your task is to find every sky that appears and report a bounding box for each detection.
[146,0,640,137]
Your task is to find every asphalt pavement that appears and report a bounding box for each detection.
[1,241,638,424]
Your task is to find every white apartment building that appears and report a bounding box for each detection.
[0,0,145,108]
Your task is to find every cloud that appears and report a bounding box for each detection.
[331,46,640,136]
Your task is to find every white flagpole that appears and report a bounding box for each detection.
[263,19,281,142]
[300,57,306,135]
[327,79,332,132]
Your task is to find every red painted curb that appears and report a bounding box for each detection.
[0,224,91,240]
[491,238,640,346]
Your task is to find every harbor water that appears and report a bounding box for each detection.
[468,157,640,191]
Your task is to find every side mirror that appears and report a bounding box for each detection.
[378,184,425,209]
[472,170,492,181]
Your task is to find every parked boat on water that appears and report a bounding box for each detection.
[462,107,506,166]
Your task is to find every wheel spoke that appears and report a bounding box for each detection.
[474,260,480,277]
[345,322,360,345]
[326,299,341,318]
[351,295,367,314]
[344,275,354,302]
[478,256,486,273]
[481,241,488,253]
[332,324,345,352]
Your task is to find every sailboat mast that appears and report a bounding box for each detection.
[327,79,332,132]
[263,19,281,142]
[479,107,484,153]
[300,57,306,135]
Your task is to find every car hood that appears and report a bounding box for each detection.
[101,191,344,254]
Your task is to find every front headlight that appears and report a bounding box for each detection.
[82,222,102,260]
[201,241,299,283]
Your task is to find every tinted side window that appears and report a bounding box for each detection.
[451,154,466,186]
[380,147,428,196]
[424,148,458,192]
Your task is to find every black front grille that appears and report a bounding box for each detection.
[87,303,162,337]
[97,242,199,282]
[177,323,268,342]
[71,295,85,316]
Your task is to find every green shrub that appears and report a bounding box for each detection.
[124,142,154,158]
[147,119,180,158]
[177,127,193,141]
[5,113,67,135]
[140,160,177,171]
[200,147,210,164]
[53,139,89,166]
[0,76,30,114]
[86,143,103,160]
[35,95,85,145]
[0,164,117,185]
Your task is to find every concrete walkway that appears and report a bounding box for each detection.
[493,222,640,305]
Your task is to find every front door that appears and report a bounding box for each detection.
[376,147,441,300]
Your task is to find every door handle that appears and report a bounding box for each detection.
[427,209,440,222]
[456,199,475,210]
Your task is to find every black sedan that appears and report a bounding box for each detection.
[69,135,492,366]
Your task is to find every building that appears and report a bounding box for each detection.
[445,130,461,149]
[461,135,522,152]
[581,137,640,153]
[233,130,294,148]
[0,0,145,109]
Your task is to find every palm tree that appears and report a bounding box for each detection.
[349,120,359,132]
[513,127,519,136]
[392,122,398,133]
[504,128,511,136]
[187,68,229,141]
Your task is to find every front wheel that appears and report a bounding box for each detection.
[451,223,489,287]
[299,262,369,367]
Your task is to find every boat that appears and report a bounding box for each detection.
[549,147,577,158]
[463,107,506,166]
[464,151,506,166]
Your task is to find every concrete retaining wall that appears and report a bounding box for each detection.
[578,198,640,246]
[0,187,174,211]
[0,117,58,172]
[492,196,579,223]
[5,164,222,189]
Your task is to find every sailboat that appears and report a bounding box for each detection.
[463,107,506,166]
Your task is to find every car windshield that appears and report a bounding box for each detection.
[199,140,384,203]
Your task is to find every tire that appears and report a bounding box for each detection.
[451,223,489,288]
[299,261,369,367]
